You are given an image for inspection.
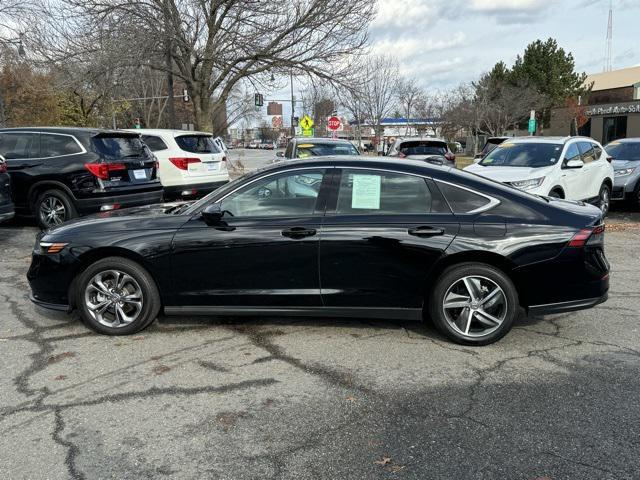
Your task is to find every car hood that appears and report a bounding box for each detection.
[611,159,640,170]
[464,164,554,183]
[46,202,193,235]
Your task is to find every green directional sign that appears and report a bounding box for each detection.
[528,118,537,134]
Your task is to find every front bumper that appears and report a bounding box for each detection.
[612,174,639,201]
[163,180,229,200]
[29,293,71,312]
[528,292,608,316]
[74,187,163,215]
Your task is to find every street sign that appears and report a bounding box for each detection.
[528,118,537,134]
[327,116,341,131]
[302,128,313,137]
[300,114,314,130]
[271,116,283,128]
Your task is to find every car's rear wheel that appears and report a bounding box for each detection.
[428,263,519,346]
[35,189,77,229]
[75,257,161,335]
[598,183,611,216]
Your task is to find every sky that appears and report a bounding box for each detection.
[258,0,640,125]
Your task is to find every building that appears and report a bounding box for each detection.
[550,66,640,144]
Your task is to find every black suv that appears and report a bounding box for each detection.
[0,155,14,223]
[0,128,163,228]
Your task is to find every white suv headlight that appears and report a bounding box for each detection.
[508,177,545,190]
[614,167,636,177]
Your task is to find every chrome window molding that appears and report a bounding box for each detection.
[434,178,501,215]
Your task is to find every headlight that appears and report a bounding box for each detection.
[508,177,545,190]
[614,167,636,177]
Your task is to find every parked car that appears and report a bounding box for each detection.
[604,138,640,208]
[464,136,614,215]
[248,141,260,149]
[260,141,275,150]
[0,155,15,223]
[127,129,229,200]
[0,127,162,229]
[474,136,510,161]
[386,137,456,166]
[277,137,360,160]
[28,157,608,346]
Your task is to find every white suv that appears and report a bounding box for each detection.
[464,136,614,214]
[127,129,229,200]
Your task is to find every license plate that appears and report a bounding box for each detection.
[206,163,218,172]
[133,169,147,180]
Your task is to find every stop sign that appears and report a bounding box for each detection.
[327,116,341,131]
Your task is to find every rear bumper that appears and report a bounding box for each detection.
[528,292,608,316]
[74,188,163,214]
[163,180,229,200]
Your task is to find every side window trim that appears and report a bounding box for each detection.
[434,179,501,215]
[32,132,86,159]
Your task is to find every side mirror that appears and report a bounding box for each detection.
[202,202,224,225]
[565,159,584,169]
[606,155,613,163]
[276,151,285,158]
[0,154,6,162]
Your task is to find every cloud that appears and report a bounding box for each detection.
[371,0,435,29]
[372,32,467,60]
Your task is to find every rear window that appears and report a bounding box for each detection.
[176,135,221,154]
[398,141,447,156]
[296,142,359,158]
[605,141,640,161]
[92,135,147,158]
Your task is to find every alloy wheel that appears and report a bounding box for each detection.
[84,270,144,328]
[39,196,66,227]
[600,187,610,214]
[442,275,507,338]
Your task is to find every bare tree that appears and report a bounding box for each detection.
[40,0,376,134]
[396,77,424,135]
[360,54,399,147]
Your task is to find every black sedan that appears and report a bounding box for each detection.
[27,157,609,345]
[0,155,14,223]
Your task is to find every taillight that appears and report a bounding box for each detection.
[0,161,6,173]
[568,225,605,248]
[169,157,201,170]
[84,163,126,180]
[398,152,406,158]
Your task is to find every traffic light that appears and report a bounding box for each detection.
[292,116,299,127]
[254,93,264,107]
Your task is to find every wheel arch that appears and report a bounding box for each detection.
[68,247,163,310]
[549,186,565,198]
[602,177,613,191]
[424,251,523,308]
[28,180,76,213]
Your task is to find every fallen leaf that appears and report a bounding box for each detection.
[47,351,76,364]
[385,465,405,473]
[346,395,356,402]
[132,336,145,341]
[263,398,274,407]
[152,365,170,375]
[54,375,67,381]
[374,457,392,466]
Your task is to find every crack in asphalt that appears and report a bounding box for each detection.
[52,409,86,480]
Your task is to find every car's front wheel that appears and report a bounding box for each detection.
[428,263,519,346]
[75,257,161,335]
[35,189,77,229]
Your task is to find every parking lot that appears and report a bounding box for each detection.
[1,151,640,479]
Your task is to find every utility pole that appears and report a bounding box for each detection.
[290,71,295,138]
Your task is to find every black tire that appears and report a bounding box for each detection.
[75,257,161,335]
[34,189,77,229]
[427,263,519,346]
[548,189,562,199]
[598,183,611,216]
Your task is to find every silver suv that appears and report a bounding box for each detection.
[606,138,640,208]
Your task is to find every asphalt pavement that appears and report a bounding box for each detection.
[1,152,639,479]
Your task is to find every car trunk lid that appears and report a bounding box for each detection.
[88,132,158,185]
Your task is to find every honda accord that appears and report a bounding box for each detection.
[27,157,609,345]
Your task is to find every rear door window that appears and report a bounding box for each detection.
[92,135,147,158]
[40,134,83,157]
[0,132,39,159]
[175,135,221,154]
[141,135,168,152]
[335,169,435,215]
[436,181,493,214]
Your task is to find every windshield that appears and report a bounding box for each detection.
[479,142,563,168]
[398,141,447,156]
[176,135,221,154]
[92,135,148,158]
[605,141,640,161]
[296,142,358,158]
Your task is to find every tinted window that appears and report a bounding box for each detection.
[335,170,433,215]
[0,132,39,159]
[92,135,147,158]
[220,169,325,217]
[480,142,563,168]
[142,135,168,152]
[577,142,596,163]
[175,135,220,154]
[397,141,447,157]
[563,143,581,163]
[295,142,359,158]
[41,134,82,157]
[436,181,491,214]
[605,141,640,161]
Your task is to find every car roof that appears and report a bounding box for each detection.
[0,126,128,136]
[259,156,450,175]
[293,137,354,144]
[124,128,213,137]
[501,136,598,145]
[605,137,640,144]
[395,137,447,143]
